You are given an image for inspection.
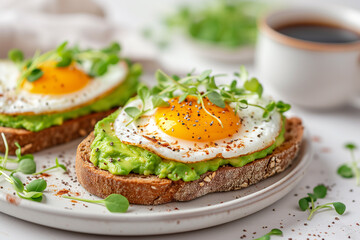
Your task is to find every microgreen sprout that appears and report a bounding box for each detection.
[298,184,346,220]
[124,84,169,126]
[10,142,36,174]
[63,194,129,213]
[0,134,36,174]
[123,66,290,127]
[164,1,261,48]
[8,49,24,64]
[8,41,122,88]
[33,158,67,175]
[0,138,37,175]
[337,143,360,186]
[254,228,283,240]
[0,134,66,203]
[0,170,47,202]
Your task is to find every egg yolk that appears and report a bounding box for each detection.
[21,61,90,95]
[155,96,241,142]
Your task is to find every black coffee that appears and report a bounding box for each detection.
[276,22,360,44]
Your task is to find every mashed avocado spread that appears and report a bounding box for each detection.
[90,111,285,182]
[0,64,141,132]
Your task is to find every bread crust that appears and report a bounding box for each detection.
[76,117,304,205]
[0,109,115,155]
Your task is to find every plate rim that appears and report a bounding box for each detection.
[0,131,312,222]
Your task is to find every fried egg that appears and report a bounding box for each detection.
[0,60,128,115]
[114,96,282,163]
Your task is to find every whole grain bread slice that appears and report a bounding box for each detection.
[0,109,115,155]
[76,117,304,205]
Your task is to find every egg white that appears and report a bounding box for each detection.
[0,60,128,115]
[114,97,282,163]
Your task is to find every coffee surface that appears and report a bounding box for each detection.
[276,23,360,43]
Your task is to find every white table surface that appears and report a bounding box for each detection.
[1,1,360,239]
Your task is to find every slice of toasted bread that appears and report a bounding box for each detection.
[0,109,115,155]
[76,117,304,205]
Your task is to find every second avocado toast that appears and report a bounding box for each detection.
[0,42,140,154]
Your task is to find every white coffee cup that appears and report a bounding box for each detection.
[255,5,360,109]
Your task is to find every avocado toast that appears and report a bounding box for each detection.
[0,42,140,154]
[75,68,304,205]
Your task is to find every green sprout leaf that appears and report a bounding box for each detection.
[10,174,24,193]
[16,158,36,174]
[313,184,327,199]
[152,97,169,108]
[103,194,129,213]
[262,101,276,119]
[345,143,357,150]
[337,164,354,178]
[207,76,217,90]
[155,69,171,83]
[244,77,263,98]
[63,194,129,213]
[266,101,276,112]
[299,197,310,211]
[262,111,270,119]
[31,196,43,202]
[198,69,212,81]
[138,85,150,105]
[187,87,197,95]
[230,80,237,92]
[8,49,24,63]
[25,179,47,192]
[255,235,270,240]
[55,158,67,172]
[151,86,162,95]
[27,68,43,82]
[106,54,120,65]
[102,42,121,54]
[56,41,68,53]
[56,55,72,67]
[307,193,317,202]
[333,202,346,215]
[238,99,248,109]
[276,101,291,113]
[172,74,180,81]
[207,91,225,108]
[255,228,283,240]
[90,60,108,77]
[269,228,283,235]
[124,107,141,118]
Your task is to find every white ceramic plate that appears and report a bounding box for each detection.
[0,134,312,236]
